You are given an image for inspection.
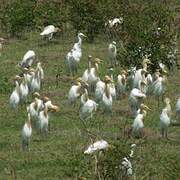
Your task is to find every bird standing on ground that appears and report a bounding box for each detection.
[22,113,32,151]
[40,25,59,40]
[9,77,21,109]
[108,41,117,67]
[19,50,35,68]
[160,98,171,138]
[65,33,86,76]
[117,70,127,98]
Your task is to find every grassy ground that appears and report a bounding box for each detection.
[0,31,180,179]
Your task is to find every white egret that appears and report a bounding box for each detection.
[68,77,83,106]
[117,70,127,98]
[160,98,171,138]
[88,58,103,92]
[126,66,136,90]
[9,77,21,109]
[101,75,113,113]
[80,88,89,107]
[79,95,98,120]
[95,77,105,103]
[105,17,123,28]
[21,113,32,151]
[84,140,110,154]
[128,82,146,116]
[19,74,29,103]
[133,58,152,88]
[131,104,150,138]
[108,41,117,67]
[175,97,180,119]
[40,25,59,40]
[108,68,116,100]
[152,70,167,106]
[65,33,86,76]
[36,62,44,80]
[19,50,35,68]
[30,70,41,93]
[82,55,92,83]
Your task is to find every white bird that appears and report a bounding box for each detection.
[160,98,171,138]
[9,79,21,109]
[126,66,136,90]
[19,50,35,68]
[95,78,105,103]
[121,157,133,176]
[84,140,110,154]
[117,70,127,97]
[80,97,98,120]
[175,97,180,119]
[108,41,117,67]
[38,102,59,135]
[82,55,92,83]
[101,75,113,113]
[19,74,29,103]
[108,68,116,100]
[21,113,32,151]
[28,93,44,121]
[87,58,102,92]
[36,62,44,80]
[128,84,146,116]
[65,33,86,76]
[152,70,167,106]
[105,17,123,28]
[40,25,59,40]
[30,70,41,93]
[132,104,150,137]
[80,88,89,107]
[133,58,152,88]
[68,78,83,106]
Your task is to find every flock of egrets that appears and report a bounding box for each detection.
[7,22,179,177]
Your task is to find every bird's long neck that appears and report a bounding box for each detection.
[27,114,31,128]
[105,82,110,98]
[44,105,48,118]
[88,60,91,72]
[77,35,82,47]
[142,63,147,71]
[15,81,20,94]
[94,63,99,76]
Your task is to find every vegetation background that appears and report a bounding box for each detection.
[0,0,180,179]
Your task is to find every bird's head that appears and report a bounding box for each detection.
[78,32,87,38]
[42,96,50,103]
[164,97,171,105]
[140,103,151,111]
[94,58,103,64]
[112,41,116,45]
[142,58,152,65]
[104,75,113,83]
[33,92,40,98]
[49,105,60,113]
[54,27,60,32]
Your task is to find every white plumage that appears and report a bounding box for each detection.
[40,25,59,40]
[84,140,109,154]
[19,74,29,103]
[30,71,41,93]
[128,88,146,116]
[65,33,86,76]
[80,99,98,120]
[117,72,126,97]
[175,97,180,118]
[9,81,20,109]
[36,62,44,80]
[21,113,32,151]
[108,41,117,66]
[95,79,105,102]
[105,17,123,28]
[19,50,35,68]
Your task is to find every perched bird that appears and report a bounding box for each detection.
[65,33,86,76]
[40,25,59,40]
[84,140,110,154]
[160,98,171,138]
[117,70,127,98]
[128,82,146,116]
[105,17,123,28]
[21,113,32,151]
[19,50,35,68]
[9,77,21,109]
[132,104,150,138]
[101,75,113,113]
[108,41,117,67]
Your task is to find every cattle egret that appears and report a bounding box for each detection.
[117,70,127,97]
[21,113,32,151]
[40,25,59,40]
[19,50,35,68]
[84,140,110,154]
[19,74,29,103]
[108,68,116,100]
[108,41,117,67]
[160,98,171,138]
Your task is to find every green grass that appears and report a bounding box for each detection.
[0,31,180,179]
